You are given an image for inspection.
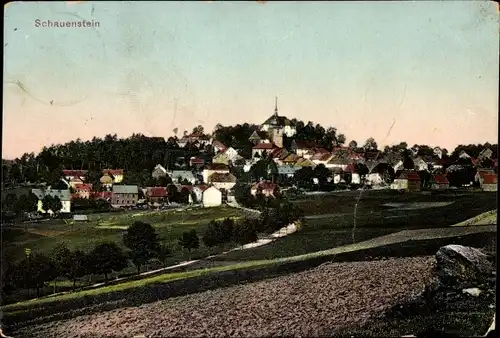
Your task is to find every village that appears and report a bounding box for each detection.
[2,99,496,219]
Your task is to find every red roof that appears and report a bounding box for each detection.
[195,184,210,191]
[251,181,277,192]
[482,174,497,185]
[63,170,88,177]
[406,172,421,181]
[343,163,356,173]
[146,187,167,197]
[74,183,93,191]
[190,157,205,164]
[432,174,449,184]
[253,143,277,150]
[102,169,124,176]
[212,140,227,151]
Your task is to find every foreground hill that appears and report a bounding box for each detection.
[14,256,435,338]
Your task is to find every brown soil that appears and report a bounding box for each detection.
[13,256,435,338]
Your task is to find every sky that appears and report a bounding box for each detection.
[3,1,499,159]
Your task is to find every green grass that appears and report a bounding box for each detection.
[213,191,497,262]
[4,206,249,264]
[1,260,269,312]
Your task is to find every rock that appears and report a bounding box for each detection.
[435,245,494,288]
[462,288,481,297]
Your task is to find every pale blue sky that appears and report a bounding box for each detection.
[3,1,499,158]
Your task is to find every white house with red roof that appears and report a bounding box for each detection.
[73,183,93,199]
[202,163,230,184]
[430,174,449,190]
[212,140,227,154]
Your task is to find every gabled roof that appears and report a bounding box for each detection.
[209,172,237,183]
[269,147,289,159]
[327,156,351,165]
[311,153,333,162]
[431,174,449,184]
[212,140,227,151]
[277,165,302,175]
[205,163,230,171]
[253,143,277,150]
[146,187,168,197]
[153,164,167,173]
[103,169,124,176]
[112,185,138,194]
[343,163,357,173]
[397,171,421,181]
[249,130,269,140]
[74,183,93,191]
[190,157,205,164]
[282,154,300,162]
[32,188,72,201]
[251,181,277,191]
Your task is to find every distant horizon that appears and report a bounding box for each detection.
[3,1,498,159]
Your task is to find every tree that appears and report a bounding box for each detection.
[202,220,220,248]
[348,140,358,149]
[178,229,200,254]
[123,221,161,274]
[313,164,330,188]
[179,187,191,204]
[166,184,179,203]
[156,244,171,267]
[67,250,88,290]
[232,218,258,246]
[17,253,58,297]
[364,137,378,151]
[88,242,128,281]
[294,167,315,188]
[336,133,346,146]
[192,125,204,134]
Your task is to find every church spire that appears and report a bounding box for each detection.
[274,96,278,116]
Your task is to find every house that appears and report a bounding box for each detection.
[383,153,404,172]
[178,131,211,148]
[250,181,278,197]
[212,140,227,154]
[202,186,223,207]
[303,148,329,160]
[63,170,87,181]
[92,191,112,201]
[391,171,421,191]
[224,147,243,163]
[111,185,138,207]
[268,148,290,165]
[342,163,361,185]
[208,172,237,190]
[252,143,278,158]
[100,172,114,189]
[430,174,449,190]
[31,188,72,214]
[73,183,93,199]
[190,157,205,168]
[168,170,197,185]
[248,130,270,145]
[480,174,497,191]
[191,185,209,204]
[411,156,429,172]
[326,155,351,170]
[68,176,85,189]
[145,187,168,204]
[202,163,230,184]
[260,98,296,137]
[311,153,334,166]
[212,151,231,165]
[479,148,493,160]
[102,169,124,183]
[152,164,167,179]
[458,150,471,159]
[291,140,317,157]
[212,147,243,165]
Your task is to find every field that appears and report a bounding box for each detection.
[211,190,497,261]
[3,206,251,274]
